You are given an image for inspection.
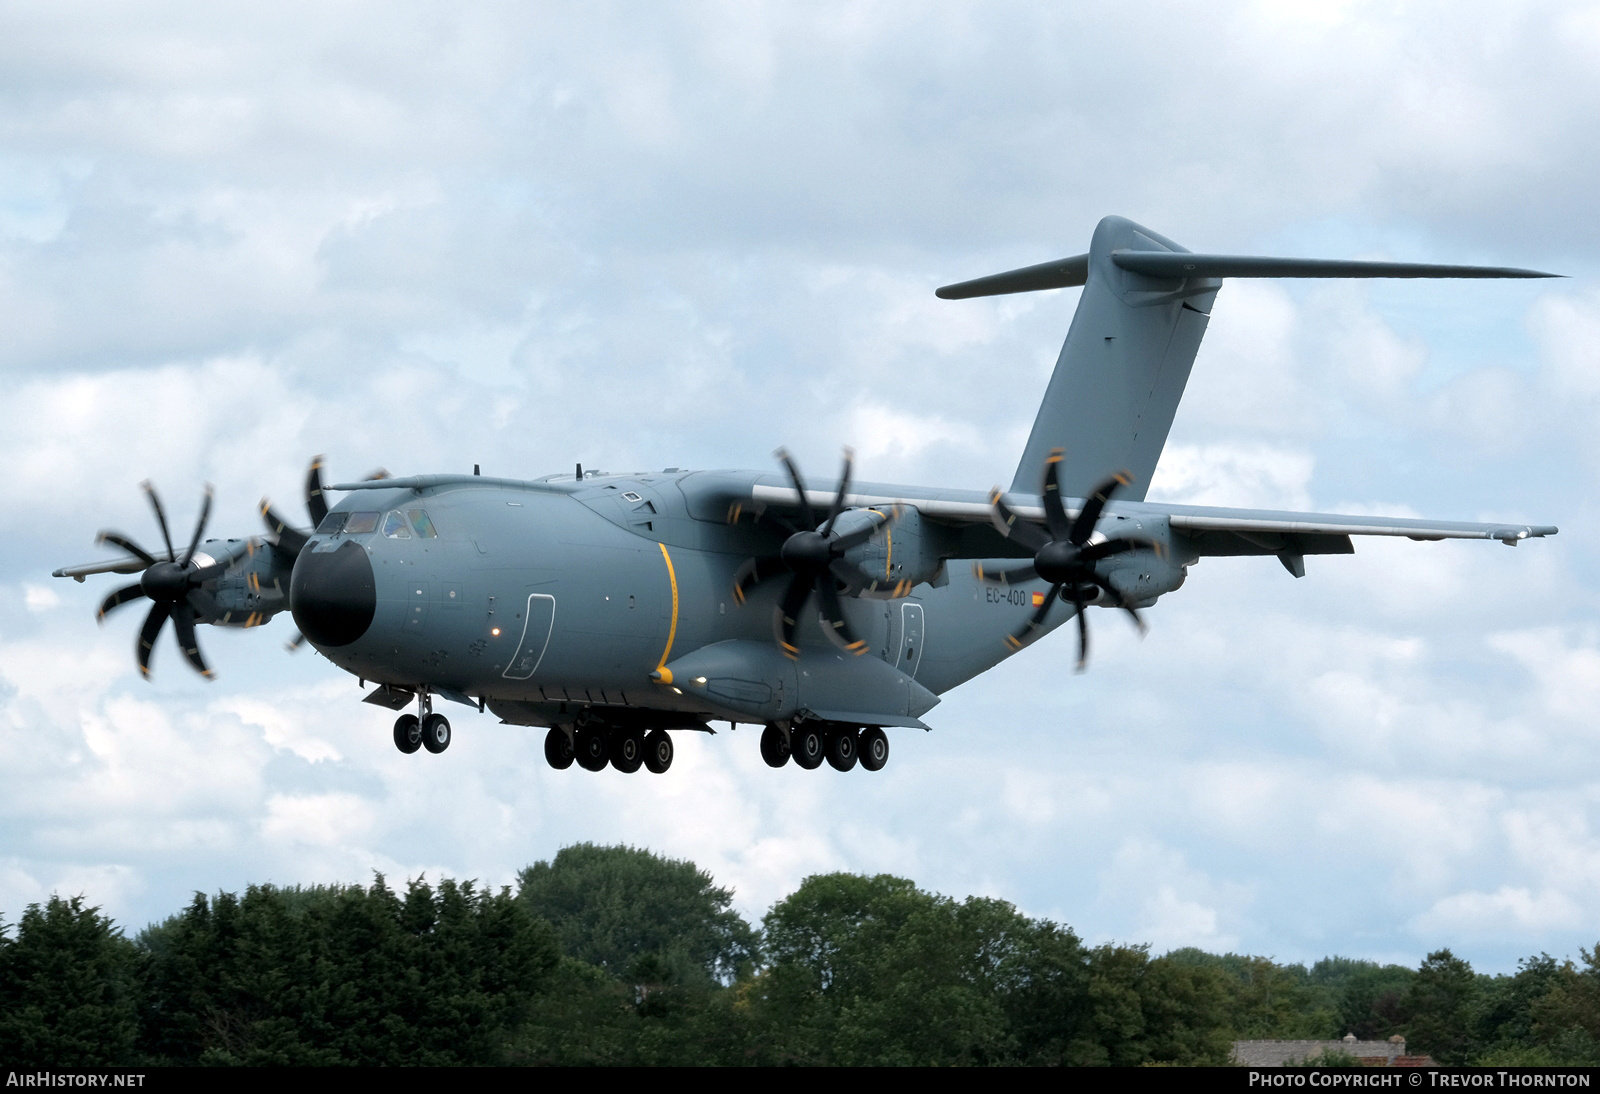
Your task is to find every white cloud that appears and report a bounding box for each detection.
[1415,887,1583,936]
[1147,443,1314,510]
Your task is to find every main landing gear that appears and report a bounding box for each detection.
[545,726,674,774]
[393,692,451,755]
[762,722,889,772]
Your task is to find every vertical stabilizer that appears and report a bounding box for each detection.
[1006,216,1218,499]
[936,216,1555,500]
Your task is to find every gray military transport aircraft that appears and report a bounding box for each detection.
[55,216,1559,776]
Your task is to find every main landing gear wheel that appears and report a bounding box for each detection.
[859,727,889,772]
[544,728,574,770]
[792,725,824,770]
[826,728,858,772]
[575,726,608,772]
[611,730,644,773]
[421,712,451,754]
[760,724,791,768]
[393,714,422,754]
[644,730,673,774]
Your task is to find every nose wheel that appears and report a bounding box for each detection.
[421,713,451,753]
[393,714,422,754]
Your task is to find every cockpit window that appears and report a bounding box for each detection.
[407,509,438,538]
[316,511,348,535]
[343,511,380,535]
[382,511,412,538]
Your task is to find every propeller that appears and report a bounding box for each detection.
[260,456,389,560]
[977,448,1160,671]
[260,456,388,651]
[259,455,330,560]
[95,482,229,679]
[731,448,895,659]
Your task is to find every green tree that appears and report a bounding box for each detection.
[1472,953,1563,1058]
[1312,956,1413,1040]
[755,873,1021,1065]
[1399,948,1481,1065]
[1167,949,1334,1039]
[517,844,758,987]
[1529,944,1600,1064]
[1072,944,1233,1066]
[139,876,559,1065]
[0,896,141,1067]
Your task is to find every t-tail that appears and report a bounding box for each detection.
[937,215,1558,499]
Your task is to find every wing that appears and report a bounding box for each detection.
[747,482,1557,559]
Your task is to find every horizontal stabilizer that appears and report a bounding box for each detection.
[936,254,1089,299]
[1110,251,1559,281]
[937,248,1557,300]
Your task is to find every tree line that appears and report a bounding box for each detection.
[2,843,1598,1066]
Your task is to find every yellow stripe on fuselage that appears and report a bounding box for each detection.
[656,542,679,676]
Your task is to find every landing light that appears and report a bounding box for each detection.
[491,627,501,636]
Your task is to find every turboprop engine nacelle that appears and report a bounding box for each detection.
[838,505,947,597]
[1092,515,1189,609]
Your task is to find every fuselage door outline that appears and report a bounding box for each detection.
[896,601,924,679]
[502,593,556,681]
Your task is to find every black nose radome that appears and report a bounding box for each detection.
[291,539,376,647]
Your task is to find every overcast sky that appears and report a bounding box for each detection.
[4,1,1600,973]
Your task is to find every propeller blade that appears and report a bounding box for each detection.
[181,484,214,565]
[774,573,815,659]
[830,506,894,553]
[1072,587,1089,672]
[816,580,868,655]
[988,490,1051,553]
[775,448,816,529]
[1041,449,1071,540]
[136,602,171,678]
[97,583,147,621]
[1071,472,1132,547]
[141,481,177,561]
[169,603,213,678]
[1078,536,1153,564]
[95,532,157,567]
[733,556,789,604]
[305,456,328,528]
[973,562,1039,586]
[1004,583,1061,651]
[189,558,230,584]
[285,630,307,653]
[822,448,854,536]
[259,501,309,556]
[1089,573,1146,633]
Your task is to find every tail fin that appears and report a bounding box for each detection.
[938,215,1556,499]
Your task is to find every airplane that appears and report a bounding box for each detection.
[53,215,1560,776]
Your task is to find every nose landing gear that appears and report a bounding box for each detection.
[393,691,451,755]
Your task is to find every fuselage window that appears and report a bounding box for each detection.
[316,511,348,535]
[383,511,412,538]
[344,511,381,535]
[407,509,438,538]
